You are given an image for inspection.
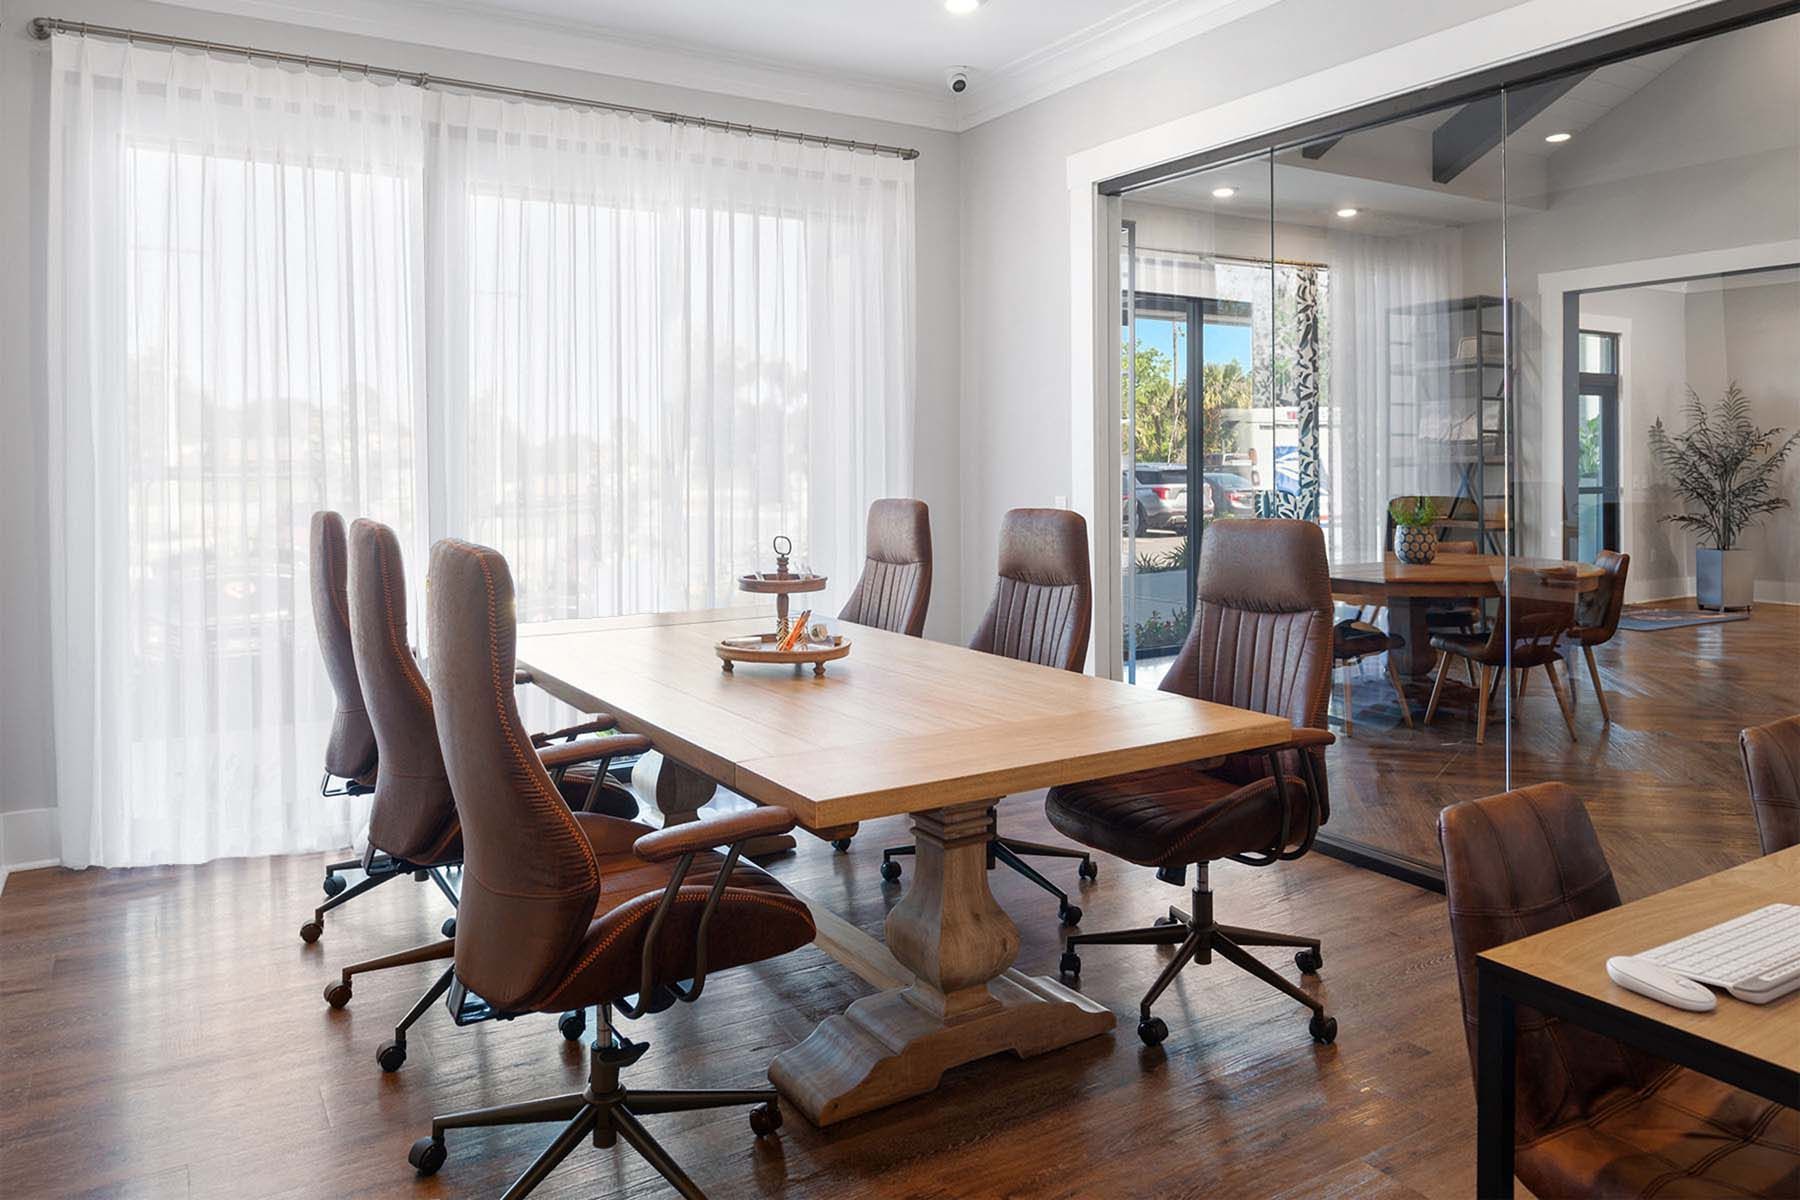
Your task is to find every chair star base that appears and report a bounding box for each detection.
[1058,863,1336,1048]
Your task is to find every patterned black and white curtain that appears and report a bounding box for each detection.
[1259,266,1322,521]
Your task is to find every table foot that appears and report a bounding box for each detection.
[768,971,1112,1126]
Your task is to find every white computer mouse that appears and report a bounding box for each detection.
[1606,955,1717,1012]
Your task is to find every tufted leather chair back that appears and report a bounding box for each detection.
[346,520,461,866]
[310,511,378,785]
[1742,714,1800,854]
[969,509,1091,672]
[1572,550,1631,642]
[839,499,933,636]
[427,539,601,1013]
[1440,784,1665,1144]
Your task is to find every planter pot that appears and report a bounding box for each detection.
[1394,525,1438,566]
[1696,548,1754,611]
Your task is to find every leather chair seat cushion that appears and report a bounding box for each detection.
[1518,1066,1800,1200]
[1334,619,1399,659]
[1046,762,1310,867]
[1429,632,1562,670]
[555,768,639,819]
[535,837,816,1012]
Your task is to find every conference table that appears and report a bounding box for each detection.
[1330,554,1603,678]
[516,607,1291,1126]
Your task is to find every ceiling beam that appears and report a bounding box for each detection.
[1430,72,1589,184]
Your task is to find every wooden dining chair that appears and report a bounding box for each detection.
[1562,550,1629,723]
[1424,567,1580,745]
[1331,604,1412,735]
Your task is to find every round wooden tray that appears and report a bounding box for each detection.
[737,573,828,595]
[716,632,851,676]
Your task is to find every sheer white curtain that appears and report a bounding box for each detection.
[45,34,914,867]
[429,95,914,623]
[1325,227,1464,563]
[47,35,424,867]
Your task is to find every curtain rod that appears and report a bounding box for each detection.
[28,16,922,161]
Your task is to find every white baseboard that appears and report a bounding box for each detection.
[1,807,61,875]
[1628,577,1800,607]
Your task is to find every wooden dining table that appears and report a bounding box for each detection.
[516,607,1292,1127]
[1330,553,1603,678]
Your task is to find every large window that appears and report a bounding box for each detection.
[46,36,915,866]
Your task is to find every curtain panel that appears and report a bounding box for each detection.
[45,34,916,867]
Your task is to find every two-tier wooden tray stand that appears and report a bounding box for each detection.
[716,536,851,677]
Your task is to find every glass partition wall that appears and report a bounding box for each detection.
[1113,9,1800,895]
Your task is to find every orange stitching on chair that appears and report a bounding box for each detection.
[539,888,814,1008]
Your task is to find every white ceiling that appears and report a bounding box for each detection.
[163,0,1283,131]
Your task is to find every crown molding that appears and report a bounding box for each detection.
[75,0,1292,137]
[133,0,962,131]
[954,0,1286,131]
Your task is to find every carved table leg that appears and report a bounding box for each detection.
[768,800,1114,1126]
[629,751,796,859]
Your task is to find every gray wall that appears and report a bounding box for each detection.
[0,0,964,856]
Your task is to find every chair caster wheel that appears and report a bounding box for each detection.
[1059,904,1082,927]
[1077,859,1098,882]
[408,1137,446,1175]
[299,920,323,944]
[1295,947,1323,974]
[323,980,352,1009]
[1058,951,1081,978]
[880,859,902,882]
[1138,1016,1169,1047]
[831,838,852,853]
[1153,915,1178,928]
[558,1010,587,1042]
[322,873,347,898]
[1309,1013,1338,1044]
[441,916,457,939]
[376,1040,407,1072]
[749,1101,782,1137]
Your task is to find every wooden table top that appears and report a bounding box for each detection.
[517,608,1293,829]
[1481,846,1800,1075]
[1331,553,1603,599]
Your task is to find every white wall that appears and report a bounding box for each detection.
[0,0,965,860]
[956,0,1530,636]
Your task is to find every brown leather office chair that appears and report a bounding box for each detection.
[408,538,815,1200]
[823,499,934,853]
[880,508,1099,925]
[317,518,647,1071]
[1050,519,1337,1047]
[1564,550,1630,724]
[310,511,381,901]
[1439,783,1800,1198]
[1741,715,1800,854]
[1425,567,1580,745]
[839,498,933,637]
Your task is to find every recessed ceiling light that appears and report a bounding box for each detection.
[1544,131,1573,144]
[945,0,983,13]
[1211,186,1237,199]
[1335,207,1359,219]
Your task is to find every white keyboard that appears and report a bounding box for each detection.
[1640,903,1800,1005]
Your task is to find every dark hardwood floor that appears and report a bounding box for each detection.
[1,803,1479,1200]
[1325,600,1798,899]
[4,603,1786,1198]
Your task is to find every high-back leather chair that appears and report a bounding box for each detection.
[407,538,814,1198]
[879,507,1097,924]
[1440,783,1800,1198]
[1565,550,1630,724]
[312,511,379,792]
[968,508,1091,671]
[1049,520,1338,1047]
[839,498,933,637]
[1425,567,1580,745]
[1742,714,1800,855]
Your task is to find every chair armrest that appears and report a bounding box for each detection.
[1274,727,1335,752]
[537,733,652,770]
[515,668,534,686]
[530,716,620,748]
[633,808,797,862]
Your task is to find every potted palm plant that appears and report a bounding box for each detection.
[1647,384,1798,611]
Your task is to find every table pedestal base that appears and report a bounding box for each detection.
[629,751,796,859]
[770,800,1114,1126]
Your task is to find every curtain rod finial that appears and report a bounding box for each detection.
[29,17,55,39]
